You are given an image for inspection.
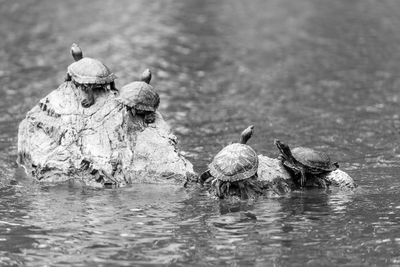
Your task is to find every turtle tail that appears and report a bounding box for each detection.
[274,139,296,165]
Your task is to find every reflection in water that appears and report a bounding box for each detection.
[1,0,400,265]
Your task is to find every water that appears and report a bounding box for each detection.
[1,0,400,265]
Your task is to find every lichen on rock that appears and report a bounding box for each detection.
[17,82,195,187]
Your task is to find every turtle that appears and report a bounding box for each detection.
[65,43,117,108]
[199,125,263,199]
[117,69,160,124]
[274,139,339,188]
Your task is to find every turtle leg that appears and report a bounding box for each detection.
[199,169,212,184]
[135,109,145,118]
[220,182,228,195]
[127,107,135,116]
[144,112,156,124]
[319,173,332,189]
[99,169,117,188]
[215,180,223,198]
[109,81,117,91]
[300,168,307,188]
[81,85,95,108]
[319,177,328,188]
[65,73,72,82]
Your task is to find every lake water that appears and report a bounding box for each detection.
[1,0,400,265]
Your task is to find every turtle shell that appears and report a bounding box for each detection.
[67,57,116,84]
[291,147,337,172]
[209,143,258,182]
[117,81,160,112]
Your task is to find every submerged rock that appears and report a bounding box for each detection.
[17,82,195,187]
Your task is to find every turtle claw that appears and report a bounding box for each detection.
[39,102,46,111]
[144,113,156,124]
[81,98,94,108]
[80,159,91,170]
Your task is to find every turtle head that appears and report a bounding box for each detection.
[274,139,287,154]
[240,125,254,144]
[274,139,295,163]
[71,43,83,61]
[141,69,152,84]
[274,139,283,149]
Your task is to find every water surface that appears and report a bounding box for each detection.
[1,0,400,265]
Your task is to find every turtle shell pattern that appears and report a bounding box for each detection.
[67,57,116,84]
[290,147,337,172]
[118,81,160,112]
[209,143,259,182]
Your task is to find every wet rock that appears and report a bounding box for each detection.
[257,155,357,191]
[324,168,357,189]
[17,82,195,187]
[257,155,295,194]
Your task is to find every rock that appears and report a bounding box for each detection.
[257,154,357,191]
[257,155,295,194]
[17,82,195,187]
[324,169,357,189]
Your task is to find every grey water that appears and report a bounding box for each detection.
[1,0,400,265]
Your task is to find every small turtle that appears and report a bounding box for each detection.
[274,139,339,187]
[117,69,160,124]
[65,43,117,108]
[200,126,262,199]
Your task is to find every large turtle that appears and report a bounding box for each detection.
[274,139,339,187]
[200,126,263,199]
[65,43,117,108]
[117,69,160,124]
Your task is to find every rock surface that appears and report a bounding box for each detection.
[324,168,357,189]
[17,82,195,187]
[257,155,295,194]
[257,155,357,192]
